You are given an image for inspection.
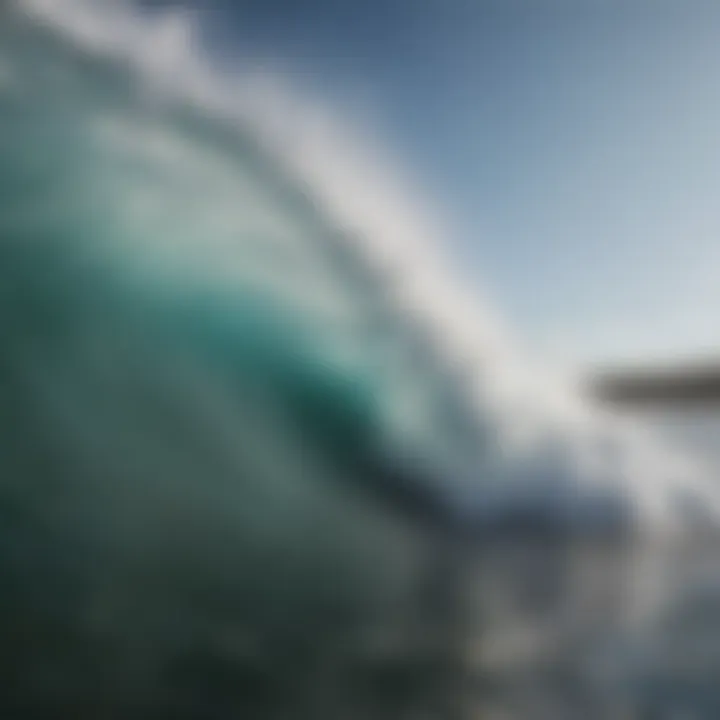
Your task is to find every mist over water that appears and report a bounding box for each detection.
[2,1,720,717]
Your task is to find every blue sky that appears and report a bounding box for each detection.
[166,0,720,368]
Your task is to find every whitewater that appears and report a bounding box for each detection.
[2,1,720,717]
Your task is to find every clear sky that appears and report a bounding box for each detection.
[148,0,720,369]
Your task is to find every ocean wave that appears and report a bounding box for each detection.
[6,0,718,528]
[2,1,720,717]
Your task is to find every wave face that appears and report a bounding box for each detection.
[2,2,720,718]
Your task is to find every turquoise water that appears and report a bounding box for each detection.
[0,6,500,715]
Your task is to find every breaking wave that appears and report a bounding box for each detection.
[1,1,720,717]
